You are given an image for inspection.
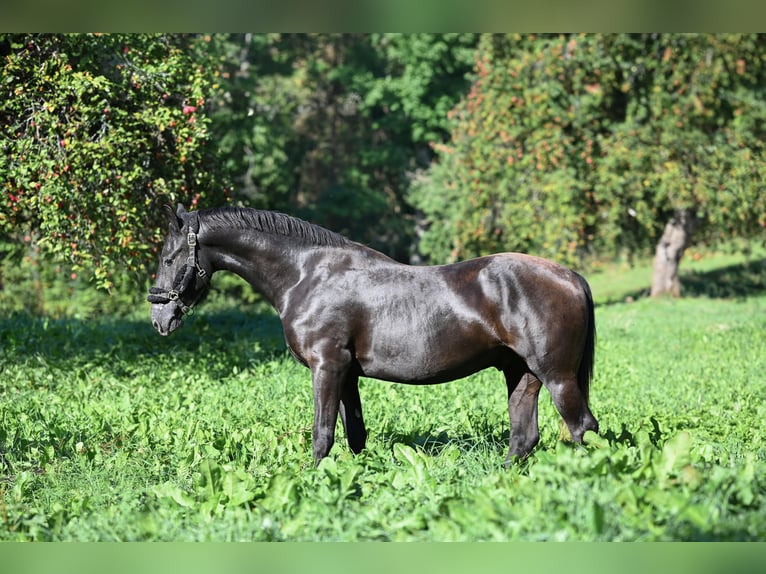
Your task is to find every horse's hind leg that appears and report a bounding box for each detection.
[541,374,598,443]
[505,370,543,463]
[339,374,367,454]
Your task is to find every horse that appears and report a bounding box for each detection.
[148,204,598,465]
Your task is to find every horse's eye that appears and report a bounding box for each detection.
[163,258,174,267]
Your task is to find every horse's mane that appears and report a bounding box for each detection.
[201,207,351,247]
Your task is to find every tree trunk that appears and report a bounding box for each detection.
[651,209,700,297]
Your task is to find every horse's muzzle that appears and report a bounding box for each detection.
[150,303,184,336]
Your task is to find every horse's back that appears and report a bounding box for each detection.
[438,253,588,322]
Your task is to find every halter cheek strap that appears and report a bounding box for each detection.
[147,212,207,314]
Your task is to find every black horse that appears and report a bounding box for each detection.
[148,205,598,465]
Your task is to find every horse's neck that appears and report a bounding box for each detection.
[202,226,306,313]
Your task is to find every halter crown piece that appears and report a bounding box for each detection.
[146,211,207,314]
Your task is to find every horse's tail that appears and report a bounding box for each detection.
[575,272,596,405]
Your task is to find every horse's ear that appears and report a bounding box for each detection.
[162,204,182,232]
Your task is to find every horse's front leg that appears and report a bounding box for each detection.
[505,371,543,464]
[339,373,367,454]
[310,346,352,465]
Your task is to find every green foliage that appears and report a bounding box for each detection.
[2,260,765,540]
[1,33,478,291]
[203,34,300,210]
[0,34,230,288]
[365,34,478,146]
[412,34,602,264]
[593,34,766,251]
[207,33,477,260]
[414,33,766,265]
[0,235,136,317]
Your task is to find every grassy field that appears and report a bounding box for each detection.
[1,251,765,541]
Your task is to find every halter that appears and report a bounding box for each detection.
[146,212,207,314]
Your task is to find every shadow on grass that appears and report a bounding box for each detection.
[1,305,287,377]
[601,257,766,305]
[680,257,766,298]
[376,419,515,471]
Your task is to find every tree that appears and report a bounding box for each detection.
[414,34,766,296]
[411,34,613,266]
[594,34,766,296]
[0,34,229,289]
[203,33,301,211]
[207,33,477,261]
[1,33,479,296]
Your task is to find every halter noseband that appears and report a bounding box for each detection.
[147,212,207,314]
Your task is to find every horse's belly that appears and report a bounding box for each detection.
[355,332,509,385]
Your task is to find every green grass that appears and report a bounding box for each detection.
[1,254,765,541]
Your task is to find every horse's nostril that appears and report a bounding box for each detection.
[152,319,161,332]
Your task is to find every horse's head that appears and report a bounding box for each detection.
[148,204,211,335]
